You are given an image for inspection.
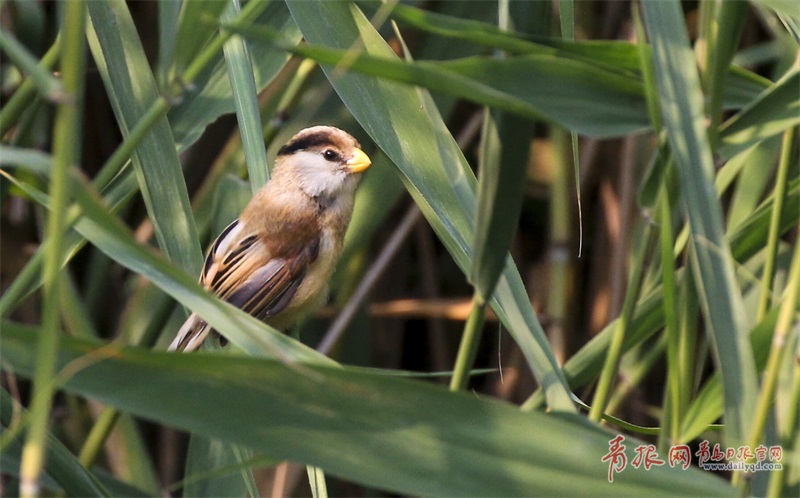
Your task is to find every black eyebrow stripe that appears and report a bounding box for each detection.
[277,134,333,156]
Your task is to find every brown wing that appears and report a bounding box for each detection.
[224,241,318,321]
[201,219,259,298]
[169,219,320,352]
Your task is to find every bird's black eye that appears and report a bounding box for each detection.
[322,149,340,162]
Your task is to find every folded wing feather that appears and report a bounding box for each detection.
[169,219,317,352]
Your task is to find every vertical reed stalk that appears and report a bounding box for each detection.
[19,2,86,496]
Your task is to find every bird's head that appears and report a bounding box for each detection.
[275,126,372,199]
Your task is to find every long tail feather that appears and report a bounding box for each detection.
[169,313,212,352]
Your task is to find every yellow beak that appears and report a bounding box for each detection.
[346,148,372,173]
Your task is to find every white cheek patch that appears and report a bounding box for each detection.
[294,151,347,198]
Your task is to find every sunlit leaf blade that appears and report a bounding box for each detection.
[472,110,529,301]
[86,0,203,275]
[642,0,757,448]
[1,326,733,497]
[751,0,800,20]
[434,56,645,137]
[720,69,800,159]
[232,23,647,138]
[285,0,574,411]
[234,16,777,142]
[221,0,270,190]
[472,111,502,297]
[383,2,769,108]
[222,1,269,192]
[382,1,560,56]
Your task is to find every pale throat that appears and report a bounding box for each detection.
[290,152,358,210]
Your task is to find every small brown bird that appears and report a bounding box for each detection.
[169,126,371,352]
